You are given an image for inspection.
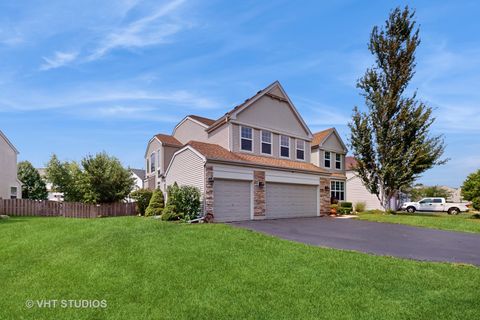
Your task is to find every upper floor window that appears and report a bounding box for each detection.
[146,158,150,174]
[296,140,305,160]
[280,135,290,158]
[324,151,331,168]
[335,153,342,169]
[261,130,272,155]
[241,126,253,152]
[10,187,17,199]
[150,152,156,173]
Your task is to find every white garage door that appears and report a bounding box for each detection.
[266,183,318,219]
[213,179,251,222]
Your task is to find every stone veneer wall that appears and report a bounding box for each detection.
[253,170,266,219]
[205,165,214,216]
[319,177,331,215]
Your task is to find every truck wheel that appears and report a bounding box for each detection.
[406,206,416,213]
[448,207,460,215]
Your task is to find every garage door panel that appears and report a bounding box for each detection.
[214,179,251,222]
[266,183,317,219]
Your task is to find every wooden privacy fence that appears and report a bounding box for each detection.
[0,199,137,218]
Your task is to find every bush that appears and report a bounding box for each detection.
[161,204,183,221]
[130,189,153,215]
[337,202,353,214]
[165,183,201,221]
[354,202,366,213]
[145,189,165,217]
[339,202,353,208]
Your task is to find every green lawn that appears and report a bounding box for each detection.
[357,212,480,234]
[1,217,479,320]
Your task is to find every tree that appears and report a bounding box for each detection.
[131,189,153,215]
[45,152,135,204]
[145,189,165,217]
[17,161,48,200]
[462,170,480,210]
[349,6,446,210]
[406,185,452,201]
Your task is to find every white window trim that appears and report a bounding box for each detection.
[240,126,254,153]
[335,153,343,170]
[279,135,290,159]
[296,139,305,161]
[261,130,272,155]
[150,152,156,174]
[330,180,346,201]
[324,151,331,168]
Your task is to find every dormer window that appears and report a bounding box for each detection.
[335,153,342,170]
[324,151,331,168]
[280,135,290,158]
[296,140,305,160]
[261,130,272,155]
[241,126,253,151]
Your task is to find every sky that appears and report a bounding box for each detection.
[0,0,479,187]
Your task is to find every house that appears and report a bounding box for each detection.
[0,130,22,199]
[144,81,347,222]
[130,169,145,191]
[37,168,64,202]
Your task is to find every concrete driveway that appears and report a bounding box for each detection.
[232,217,480,266]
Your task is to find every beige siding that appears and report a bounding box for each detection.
[311,148,319,166]
[207,123,229,149]
[145,139,161,188]
[235,95,310,137]
[173,118,208,144]
[0,133,21,199]
[346,171,383,211]
[165,148,205,194]
[319,149,346,175]
[323,133,345,152]
[163,145,180,172]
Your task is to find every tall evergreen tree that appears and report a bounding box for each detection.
[17,161,48,200]
[349,6,446,210]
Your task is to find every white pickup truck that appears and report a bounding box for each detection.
[401,197,470,215]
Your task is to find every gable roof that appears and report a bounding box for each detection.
[187,140,329,175]
[130,168,146,180]
[188,115,215,126]
[206,81,313,138]
[311,127,347,152]
[154,134,182,147]
[0,130,19,154]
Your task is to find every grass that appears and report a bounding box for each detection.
[1,217,479,320]
[357,211,480,234]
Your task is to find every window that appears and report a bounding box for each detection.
[335,153,342,169]
[419,198,432,204]
[280,135,290,158]
[330,181,345,201]
[324,151,331,168]
[261,130,272,155]
[433,198,443,203]
[296,140,305,160]
[146,158,150,174]
[241,126,253,151]
[150,152,156,173]
[10,187,17,199]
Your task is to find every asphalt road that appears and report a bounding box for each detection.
[232,217,480,266]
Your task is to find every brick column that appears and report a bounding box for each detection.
[319,177,331,216]
[253,170,266,219]
[205,166,214,217]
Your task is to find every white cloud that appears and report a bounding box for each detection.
[39,51,78,71]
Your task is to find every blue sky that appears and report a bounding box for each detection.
[0,0,479,187]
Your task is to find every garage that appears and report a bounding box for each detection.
[213,179,251,222]
[266,183,318,219]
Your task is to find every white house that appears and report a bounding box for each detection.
[0,130,22,199]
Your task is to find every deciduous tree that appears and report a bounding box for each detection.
[17,161,48,200]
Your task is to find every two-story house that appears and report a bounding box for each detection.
[0,130,22,199]
[144,81,347,222]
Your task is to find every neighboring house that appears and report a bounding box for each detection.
[439,185,464,203]
[345,156,403,210]
[130,169,145,191]
[37,168,64,202]
[0,130,22,199]
[144,81,347,222]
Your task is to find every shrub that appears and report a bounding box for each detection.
[354,202,366,213]
[165,183,201,221]
[337,202,353,214]
[145,189,165,217]
[161,204,183,221]
[130,189,153,215]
